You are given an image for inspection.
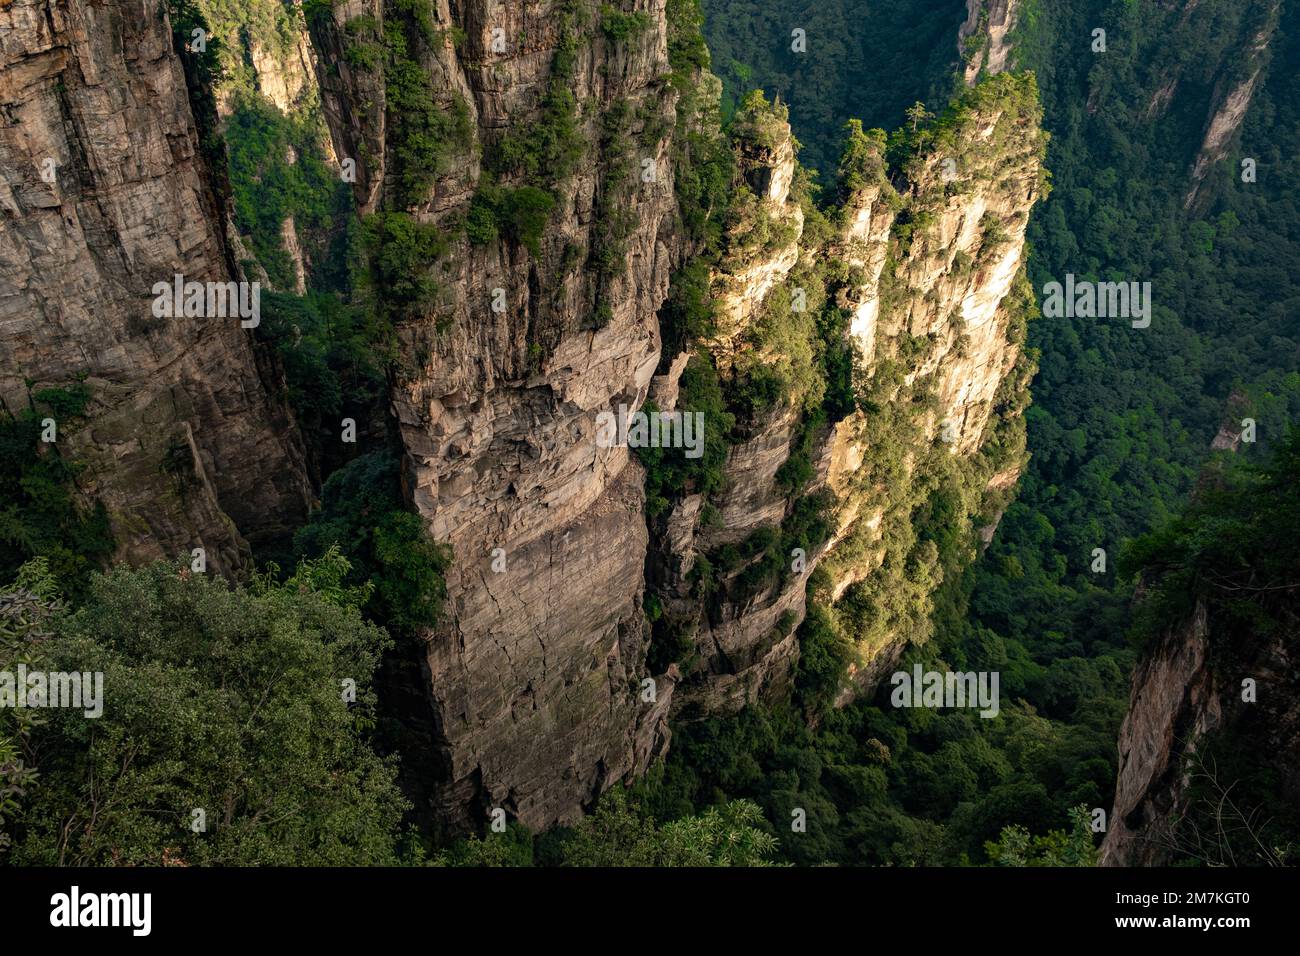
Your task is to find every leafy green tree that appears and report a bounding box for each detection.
[292,453,450,634]
[10,553,409,866]
[430,822,535,867]
[904,101,933,132]
[0,387,113,598]
[0,559,62,857]
[984,805,1097,866]
[558,786,782,866]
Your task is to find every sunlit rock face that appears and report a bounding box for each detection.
[654,76,1046,716]
[0,0,1048,834]
[959,0,1020,85]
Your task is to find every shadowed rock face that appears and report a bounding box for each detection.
[1101,416,1300,865]
[1101,597,1300,866]
[1102,402,1299,866]
[309,0,682,831]
[1100,603,1218,865]
[0,0,312,573]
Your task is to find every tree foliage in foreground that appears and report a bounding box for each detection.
[432,786,782,867]
[8,552,409,866]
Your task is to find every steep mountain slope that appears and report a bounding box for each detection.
[984,0,1300,862]
[679,0,1300,865]
[649,78,1045,719]
[299,0,690,831]
[700,0,969,176]
[294,0,1045,831]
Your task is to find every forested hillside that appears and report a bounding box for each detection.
[700,0,970,176]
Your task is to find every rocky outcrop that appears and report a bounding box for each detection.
[959,0,1019,86]
[305,0,386,214]
[820,77,1044,698]
[1142,75,1180,122]
[280,215,308,294]
[305,0,682,832]
[1100,602,1217,865]
[705,123,802,359]
[196,0,324,116]
[297,0,1047,828]
[0,0,1049,836]
[249,26,319,114]
[1184,3,1280,208]
[646,100,817,718]
[0,0,312,573]
[654,75,1045,715]
[1101,400,1300,865]
[1102,592,1300,865]
[195,1,342,292]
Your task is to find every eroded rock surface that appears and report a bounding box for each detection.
[0,0,311,573]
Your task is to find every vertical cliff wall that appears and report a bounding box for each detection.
[0,0,312,573]
[1102,590,1300,865]
[959,0,1020,85]
[1101,421,1300,866]
[306,0,682,831]
[825,78,1044,695]
[0,0,1049,835]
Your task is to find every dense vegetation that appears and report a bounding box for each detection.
[1118,431,1300,864]
[4,553,410,865]
[225,94,354,292]
[700,0,969,177]
[291,452,451,636]
[958,0,1300,856]
[0,386,113,600]
[0,552,779,867]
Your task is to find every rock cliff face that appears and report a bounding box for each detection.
[192,0,342,294]
[249,25,320,114]
[0,0,312,573]
[1102,594,1300,865]
[306,0,682,831]
[3,0,1047,834]
[1183,5,1279,207]
[646,77,1044,715]
[1101,413,1300,866]
[204,0,323,117]
[825,82,1043,696]
[299,1,1046,829]
[307,0,386,215]
[1100,602,1217,865]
